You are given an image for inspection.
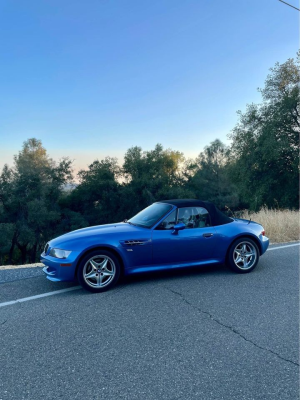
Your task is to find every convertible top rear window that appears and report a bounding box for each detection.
[128,203,172,228]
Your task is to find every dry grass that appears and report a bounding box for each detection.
[242,208,300,243]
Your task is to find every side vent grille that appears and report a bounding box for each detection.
[124,240,147,246]
[120,239,150,247]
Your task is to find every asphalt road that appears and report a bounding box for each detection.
[0,243,299,400]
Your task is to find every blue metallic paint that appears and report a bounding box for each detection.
[41,205,269,282]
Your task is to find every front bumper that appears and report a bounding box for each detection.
[42,266,63,282]
[40,252,80,282]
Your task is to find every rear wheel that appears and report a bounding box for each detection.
[77,250,121,292]
[227,238,260,273]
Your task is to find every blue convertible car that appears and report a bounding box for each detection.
[41,199,269,292]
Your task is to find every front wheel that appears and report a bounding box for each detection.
[77,250,121,292]
[227,238,260,273]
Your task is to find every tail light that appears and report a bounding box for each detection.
[261,230,265,236]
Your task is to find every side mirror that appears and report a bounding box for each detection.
[172,222,186,234]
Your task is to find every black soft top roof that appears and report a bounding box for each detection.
[157,199,232,226]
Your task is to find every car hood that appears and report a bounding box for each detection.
[49,222,144,249]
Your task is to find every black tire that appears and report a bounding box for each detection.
[77,249,121,293]
[226,237,260,273]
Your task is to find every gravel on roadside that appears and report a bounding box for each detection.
[0,263,44,270]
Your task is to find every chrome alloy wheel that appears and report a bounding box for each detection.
[233,241,257,270]
[83,255,116,288]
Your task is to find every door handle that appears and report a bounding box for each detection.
[202,233,213,238]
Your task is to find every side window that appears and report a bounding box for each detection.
[194,207,211,228]
[155,210,177,230]
[177,207,194,229]
[177,207,211,229]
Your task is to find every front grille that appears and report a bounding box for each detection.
[44,243,49,254]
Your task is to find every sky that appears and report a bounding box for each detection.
[0,0,298,173]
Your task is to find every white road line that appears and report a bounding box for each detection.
[267,243,300,251]
[0,286,81,308]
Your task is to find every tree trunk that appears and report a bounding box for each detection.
[8,232,17,264]
[30,242,38,264]
[20,247,27,264]
[16,243,28,264]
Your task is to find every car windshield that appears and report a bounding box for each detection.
[128,203,173,228]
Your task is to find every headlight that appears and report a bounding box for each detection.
[49,248,72,259]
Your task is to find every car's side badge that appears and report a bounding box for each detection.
[126,249,133,252]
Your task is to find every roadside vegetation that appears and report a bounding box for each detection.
[0,54,299,265]
[242,208,300,243]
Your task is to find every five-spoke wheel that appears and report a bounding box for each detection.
[77,250,121,292]
[227,238,260,273]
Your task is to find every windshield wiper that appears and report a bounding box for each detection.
[126,220,136,226]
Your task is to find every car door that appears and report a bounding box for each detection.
[152,206,217,266]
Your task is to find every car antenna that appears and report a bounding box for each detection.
[247,218,251,224]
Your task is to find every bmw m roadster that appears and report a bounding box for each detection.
[41,199,269,292]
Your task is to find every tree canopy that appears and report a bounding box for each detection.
[229,53,299,209]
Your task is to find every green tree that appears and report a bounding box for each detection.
[0,139,74,263]
[229,53,299,210]
[68,157,121,225]
[185,139,239,209]
[121,144,193,218]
